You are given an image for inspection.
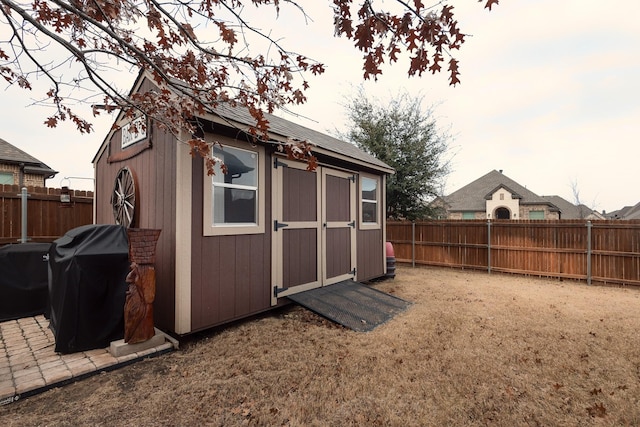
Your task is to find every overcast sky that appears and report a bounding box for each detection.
[1,1,639,213]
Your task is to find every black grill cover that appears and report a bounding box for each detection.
[48,224,129,353]
[0,243,51,322]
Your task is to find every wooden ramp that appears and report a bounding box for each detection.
[287,280,411,332]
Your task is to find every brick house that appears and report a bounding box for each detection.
[438,169,561,220]
[0,138,57,187]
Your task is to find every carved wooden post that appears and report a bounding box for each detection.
[124,228,161,344]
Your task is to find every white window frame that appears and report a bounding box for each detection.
[359,173,381,230]
[203,138,265,236]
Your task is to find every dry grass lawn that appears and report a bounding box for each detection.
[2,265,640,426]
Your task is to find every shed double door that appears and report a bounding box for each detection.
[271,158,356,304]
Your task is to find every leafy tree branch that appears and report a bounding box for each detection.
[0,0,499,168]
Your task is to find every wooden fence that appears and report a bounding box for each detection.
[0,185,94,245]
[387,220,640,286]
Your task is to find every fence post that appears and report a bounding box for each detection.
[412,221,416,268]
[20,187,28,243]
[487,220,491,274]
[586,220,592,285]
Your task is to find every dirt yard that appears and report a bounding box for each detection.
[2,265,640,426]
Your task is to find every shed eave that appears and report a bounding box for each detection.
[198,111,394,175]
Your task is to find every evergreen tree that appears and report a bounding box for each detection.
[342,90,450,220]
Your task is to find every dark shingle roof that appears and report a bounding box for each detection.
[541,195,595,219]
[96,72,392,173]
[0,138,56,177]
[444,170,557,212]
[151,74,392,172]
[206,103,393,173]
[607,202,640,220]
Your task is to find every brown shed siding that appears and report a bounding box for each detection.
[325,174,350,222]
[189,149,272,332]
[326,227,351,278]
[357,228,385,281]
[282,228,318,288]
[94,81,178,332]
[283,167,317,221]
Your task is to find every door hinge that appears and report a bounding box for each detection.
[274,220,289,231]
[348,220,355,228]
[274,158,288,169]
[349,174,356,182]
[273,285,289,297]
[351,268,356,276]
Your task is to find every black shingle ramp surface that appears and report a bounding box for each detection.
[287,280,411,332]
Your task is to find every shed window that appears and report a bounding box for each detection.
[0,172,13,185]
[359,174,381,230]
[203,142,265,236]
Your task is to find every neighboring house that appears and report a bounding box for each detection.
[606,203,640,220]
[439,169,561,220]
[0,138,57,187]
[93,71,394,336]
[540,195,605,220]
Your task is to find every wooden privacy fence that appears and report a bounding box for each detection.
[0,185,93,245]
[387,220,640,287]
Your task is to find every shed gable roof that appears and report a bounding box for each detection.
[204,101,392,173]
[0,137,57,177]
[444,170,557,212]
[94,72,393,174]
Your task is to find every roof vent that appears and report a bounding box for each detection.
[499,169,503,173]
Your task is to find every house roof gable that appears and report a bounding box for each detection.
[541,195,598,219]
[445,170,557,212]
[483,184,523,200]
[0,137,57,177]
[608,202,640,220]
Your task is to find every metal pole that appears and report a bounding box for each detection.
[412,222,416,268]
[586,220,592,285]
[20,187,27,243]
[487,220,491,274]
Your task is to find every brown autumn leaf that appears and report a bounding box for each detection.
[484,0,500,11]
[44,117,58,128]
[586,402,607,418]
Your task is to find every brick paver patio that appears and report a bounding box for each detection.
[0,315,175,405]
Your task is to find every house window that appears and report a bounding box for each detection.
[0,172,14,185]
[360,174,381,229]
[462,212,475,220]
[203,142,265,236]
[499,193,504,200]
[528,210,545,220]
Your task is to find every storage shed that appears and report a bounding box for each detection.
[93,72,393,335]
